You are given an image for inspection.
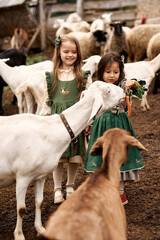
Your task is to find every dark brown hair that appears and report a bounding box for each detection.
[50,35,84,96]
[97,52,125,85]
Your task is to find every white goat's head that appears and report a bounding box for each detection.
[81,81,125,123]
[82,55,101,76]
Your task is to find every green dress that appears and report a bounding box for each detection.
[85,79,144,180]
[45,71,90,158]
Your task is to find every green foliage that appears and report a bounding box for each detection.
[131,80,148,99]
[26,53,48,65]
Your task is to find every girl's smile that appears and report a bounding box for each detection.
[60,41,77,69]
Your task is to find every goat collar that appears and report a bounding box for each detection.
[60,113,78,155]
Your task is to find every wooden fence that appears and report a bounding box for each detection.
[46,0,137,28]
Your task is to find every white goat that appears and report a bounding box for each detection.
[66,12,82,23]
[0,59,53,114]
[82,55,101,77]
[0,81,125,240]
[41,128,147,240]
[55,21,90,37]
[90,19,105,32]
[53,12,82,29]
[124,53,160,111]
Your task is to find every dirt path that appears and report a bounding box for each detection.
[0,88,160,240]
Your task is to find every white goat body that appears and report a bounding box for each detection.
[124,53,160,110]
[55,21,90,37]
[42,128,147,240]
[0,59,53,114]
[66,12,82,23]
[90,19,105,32]
[0,81,125,240]
[53,13,82,29]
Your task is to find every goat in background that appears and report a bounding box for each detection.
[11,28,29,51]
[40,128,147,240]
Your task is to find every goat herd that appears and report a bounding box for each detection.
[0,11,160,240]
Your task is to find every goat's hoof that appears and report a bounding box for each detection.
[141,107,146,112]
[66,187,74,199]
[54,194,64,204]
[66,191,74,199]
[36,226,46,236]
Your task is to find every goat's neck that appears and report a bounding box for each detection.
[62,94,94,137]
[83,63,95,76]
[101,156,121,188]
[107,164,121,188]
[149,54,160,73]
[0,62,13,85]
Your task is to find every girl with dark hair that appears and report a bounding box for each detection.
[85,52,145,205]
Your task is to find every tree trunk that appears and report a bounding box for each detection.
[76,0,84,19]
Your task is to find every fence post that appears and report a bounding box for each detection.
[76,0,84,18]
[39,0,46,51]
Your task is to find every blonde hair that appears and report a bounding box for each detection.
[50,35,84,97]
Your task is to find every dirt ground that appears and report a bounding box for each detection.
[0,87,160,240]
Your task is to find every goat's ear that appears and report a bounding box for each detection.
[88,94,104,123]
[90,136,103,156]
[0,58,10,63]
[126,136,147,151]
[110,23,114,27]
[83,58,88,63]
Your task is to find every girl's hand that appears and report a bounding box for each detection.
[83,126,92,136]
[126,79,140,90]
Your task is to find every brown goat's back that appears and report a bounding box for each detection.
[41,128,147,240]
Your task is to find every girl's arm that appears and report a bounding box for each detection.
[40,79,51,116]
[126,79,139,90]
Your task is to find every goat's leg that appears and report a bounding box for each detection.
[35,103,43,115]
[14,177,30,240]
[141,91,150,111]
[16,94,24,114]
[34,178,46,236]
[24,90,35,113]
[22,94,27,113]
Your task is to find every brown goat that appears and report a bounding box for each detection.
[11,28,28,51]
[40,128,147,240]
